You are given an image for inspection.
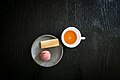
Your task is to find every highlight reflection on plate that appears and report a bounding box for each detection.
[31,35,63,67]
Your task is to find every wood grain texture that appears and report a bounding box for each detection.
[1,0,120,80]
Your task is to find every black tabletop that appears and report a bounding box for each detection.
[1,0,120,80]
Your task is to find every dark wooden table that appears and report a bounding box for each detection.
[1,0,120,80]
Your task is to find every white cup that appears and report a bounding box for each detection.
[61,27,85,48]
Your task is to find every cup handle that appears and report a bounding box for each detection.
[81,37,86,40]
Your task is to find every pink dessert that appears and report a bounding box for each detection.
[40,50,51,61]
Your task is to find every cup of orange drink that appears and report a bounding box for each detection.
[61,27,85,48]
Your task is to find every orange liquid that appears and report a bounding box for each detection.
[64,30,77,44]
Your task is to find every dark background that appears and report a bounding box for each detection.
[1,0,120,80]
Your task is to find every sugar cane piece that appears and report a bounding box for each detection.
[40,39,59,49]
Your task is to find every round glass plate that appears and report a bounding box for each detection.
[31,35,63,67]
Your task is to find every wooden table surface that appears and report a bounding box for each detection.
[1,0,120,80]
